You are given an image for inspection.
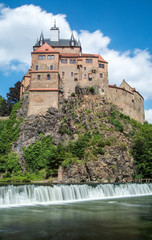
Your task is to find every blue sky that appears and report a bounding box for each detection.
[0,0,152,122]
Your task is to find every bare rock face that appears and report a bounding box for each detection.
[13,107,64,155]
[63,147,133,183]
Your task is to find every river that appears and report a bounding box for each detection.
[0,183,152,240]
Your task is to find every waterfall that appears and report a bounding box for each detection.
[0,183,152,207]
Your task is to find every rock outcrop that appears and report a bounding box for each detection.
[13,92,135,183]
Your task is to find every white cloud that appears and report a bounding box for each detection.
[0,3,152,104]
[145,109,152,124]
[0,4,71,70]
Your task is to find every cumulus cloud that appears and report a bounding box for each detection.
[0,4,71,70]
[0,3,152,103]
[145,109,152,124]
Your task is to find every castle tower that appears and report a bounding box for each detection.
[50,20,60,42]
[28,43,59,115]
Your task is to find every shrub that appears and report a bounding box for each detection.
[89,87,95,94]
[111,118,124,132]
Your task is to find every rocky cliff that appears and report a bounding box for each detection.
[13,91,136,183]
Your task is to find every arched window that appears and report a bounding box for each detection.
[47,74,50,80]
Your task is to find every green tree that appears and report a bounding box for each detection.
[132,122,152,178]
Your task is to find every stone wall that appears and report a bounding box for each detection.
[107,86,145,123]
[59,57,108,98]
[53,46,81,54]
[28,91,58,115]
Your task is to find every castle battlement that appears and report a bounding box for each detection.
[20,23,145,123]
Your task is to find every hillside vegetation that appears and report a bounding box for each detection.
[0,93,151,183]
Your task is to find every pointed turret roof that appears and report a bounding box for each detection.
[33,43,59,53]
[39,32,45,46]
[70,32,75,41]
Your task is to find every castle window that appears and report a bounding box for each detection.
[48,55,54,60]
[62,72,65,77]
[99,63,104,68]
[38,55,45,60]
[61,59,67,64]
[37,75,40,80]
[84,67,86,70]
[71,72,73,77]
[36,65,38,70]
[50,65,53,70]
[70,59,76,64]
[84,74,87,79]
[100,73,103,78]
[86,59,92,63]
[47,74,50,80]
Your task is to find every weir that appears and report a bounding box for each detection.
[0,183,152,207]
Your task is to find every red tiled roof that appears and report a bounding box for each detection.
[95,54,108,63]
[108,85,143,99]
[108,85,133,94]
[60,53,107,63]
[33,43,59,53]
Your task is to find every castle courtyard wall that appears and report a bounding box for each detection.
[107,86,145,123]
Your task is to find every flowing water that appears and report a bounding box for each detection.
[0,183,152,240]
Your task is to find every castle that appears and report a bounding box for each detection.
[20,22,145,123]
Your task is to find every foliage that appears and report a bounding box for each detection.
[0,101,22,155]
[71,92,75,97]
[59,122,71,135]
[110,110,124,132]
[0,119,8,134]
[23,132,107,177]
[7,81,21,104]
[89,87,95,94]
[131,122,152,178]
[0,152,22,176]
[0,101,23,180]
[0,81,21,116]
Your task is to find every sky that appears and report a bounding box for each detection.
[0,0,152,123]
